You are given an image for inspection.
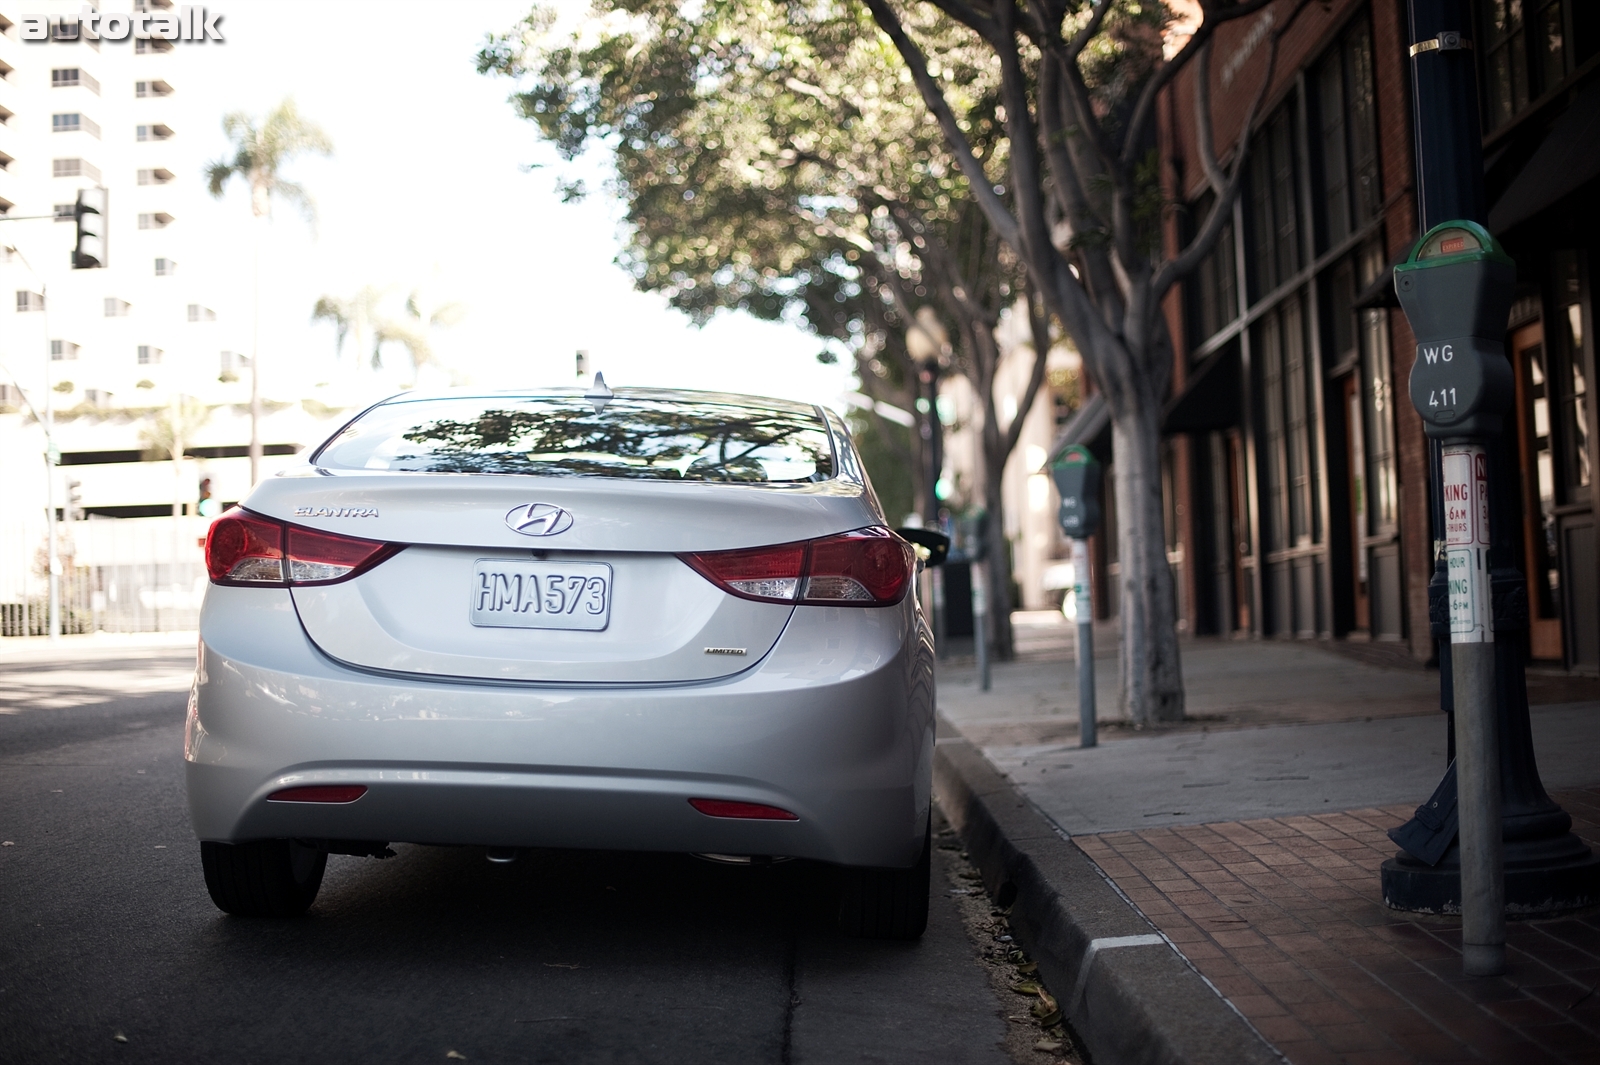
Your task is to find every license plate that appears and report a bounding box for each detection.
[469,560,612,631]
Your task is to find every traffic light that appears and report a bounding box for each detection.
[73,187,107,269]
[66,480,83,521]
[197,477,219,518]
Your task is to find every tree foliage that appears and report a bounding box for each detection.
[480,0,1061,656]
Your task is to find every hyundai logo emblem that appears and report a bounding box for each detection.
[505,503,574,537]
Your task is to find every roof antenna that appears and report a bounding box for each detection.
[585,371,614,414]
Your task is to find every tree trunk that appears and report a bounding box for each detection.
[981,436,1015,660]
[1107,387,1184,724]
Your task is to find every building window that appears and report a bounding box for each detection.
[154,258,176,276]
[105,297,131,317]
[134,37,174,55]
[138,212,173,229]
[50,339,80,361]
[137,345,163,365]
[1312,18,1380,251]
[51,67,100,93]
[84,389,112,409]
[1187,191,1237,347]
[188,304,216,322]
[53,203,76,221]
[52,158,101,182]
[134,79,174,98]
[16,290,44,312]
[136,167,174,185]
[1480,0,1578,132]
[135,123,174,142]
[1246,103,1302,301]
[52,112,100,137]
[1255,294,1319,553]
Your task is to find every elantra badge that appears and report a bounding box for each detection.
[505,503,574,537]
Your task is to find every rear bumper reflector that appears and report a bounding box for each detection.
[267,785,368,804]
[689,798,799,821]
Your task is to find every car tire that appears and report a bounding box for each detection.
[200,839,327,917]
[837,816,931,940]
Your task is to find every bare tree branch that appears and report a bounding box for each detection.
[1118,0,1281,170]
[863,0,1023,251]
[1001,286,1055,461]
[1150,0,1310,301]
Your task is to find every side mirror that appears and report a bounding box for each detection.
[897,527,950,567]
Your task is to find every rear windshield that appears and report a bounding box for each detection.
[313,396,835,483]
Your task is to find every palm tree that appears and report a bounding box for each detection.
[380,289,466,385]
[311,285,387,372]
[206,98,332,485]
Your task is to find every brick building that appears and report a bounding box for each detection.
[1060,0,1600,668]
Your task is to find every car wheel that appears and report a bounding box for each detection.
[200,839,327,917]
[837,816,931,940]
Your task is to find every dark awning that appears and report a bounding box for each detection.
[1488,78,1600,233]
[1049,392,1110,462]
[1163,344,1241,433]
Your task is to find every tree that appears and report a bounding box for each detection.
[479,0,1059,656]
[312,286,465,385]
[206,98,332,485]
[863,0,1309,721]
[311,286,387,371]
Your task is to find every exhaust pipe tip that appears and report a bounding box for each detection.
[485,847,519,865]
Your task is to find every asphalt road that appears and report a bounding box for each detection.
[0,639,1013,1065]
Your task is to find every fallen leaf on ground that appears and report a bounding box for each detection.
[2,842,12,847]
[1016,961,1038,974]
[1036,1009,1063,1027]
[1034,1038,1063,1051]
[1009,980,1042,995]
[113,1033,128,1043]
[446,1052,466,1060]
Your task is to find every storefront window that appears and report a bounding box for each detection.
[1556,251,1591,495]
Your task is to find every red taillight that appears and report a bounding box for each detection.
[679,543,805,603]
[804,528,913,604]
[267,785,368,804]
[689,798,799,821]
[681,527,914,607]
[205,510,284,583]
[205,509,399,586]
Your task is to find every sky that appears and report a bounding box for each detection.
[182,0,859,408]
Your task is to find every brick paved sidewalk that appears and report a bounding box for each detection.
[1074,787,1600,1065]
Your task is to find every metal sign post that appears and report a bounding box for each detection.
[1051,446,1103,749]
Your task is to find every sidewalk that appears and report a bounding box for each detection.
[935,614,1600,1064]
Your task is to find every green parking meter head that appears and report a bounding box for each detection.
[1396,220,1516,439]
[1049,445,1101,539]
[960,509,989,562]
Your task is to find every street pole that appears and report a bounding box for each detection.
[922,363,948,654]
[41,278,59,641]
[972,540,985,687]
[1072,535,1096,748]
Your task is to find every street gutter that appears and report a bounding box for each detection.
[933,729,1284,1065]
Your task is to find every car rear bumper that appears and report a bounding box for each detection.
[185,586,935,868]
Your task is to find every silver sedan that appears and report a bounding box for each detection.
[186,387,947,938]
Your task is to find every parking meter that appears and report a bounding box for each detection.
[1397,220,1515,440]
[1049,445,1101,747]
[1397,219,1517,976]
[1049,446,1102,538]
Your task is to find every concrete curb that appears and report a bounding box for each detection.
[932,733,1282,1065]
